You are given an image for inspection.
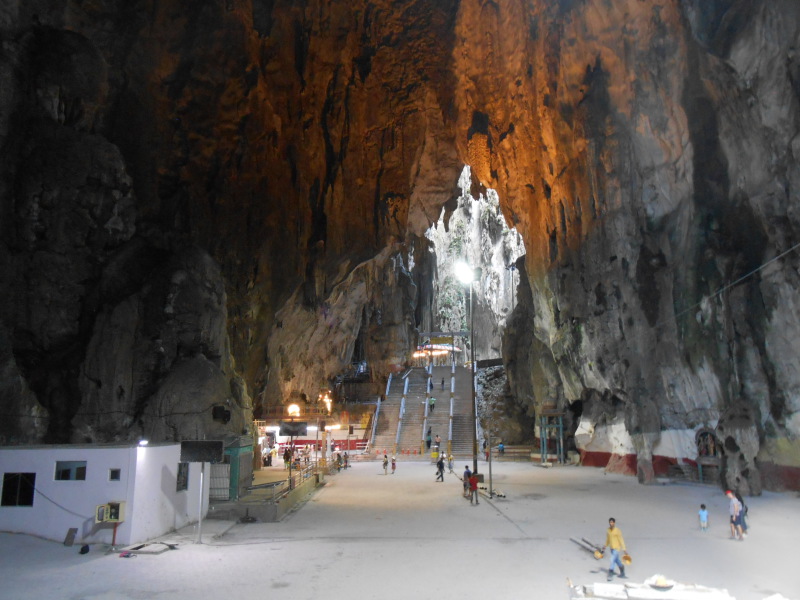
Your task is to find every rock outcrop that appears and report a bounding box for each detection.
[0,1,798,491]
[491,0,800,491]
[427,166,524,361]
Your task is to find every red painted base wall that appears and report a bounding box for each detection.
[579,451,800,491]
[759,461,800,491]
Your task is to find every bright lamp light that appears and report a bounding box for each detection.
[455,261,475,284]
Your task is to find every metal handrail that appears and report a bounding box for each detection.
[421,391,429,455]
[394,398,403,453]
[448,396,454,455]
[246,462,319,503]
[394,379,408,454]
[369,393,383,452]
[258,406,332,419]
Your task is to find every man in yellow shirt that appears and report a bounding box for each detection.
[601,518,628,581]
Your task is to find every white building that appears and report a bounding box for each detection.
[0,443,209,546]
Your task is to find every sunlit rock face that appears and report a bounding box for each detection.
[482,1,800,492]
[0,1,798,491]
[426,166,524,361]
[0,0,461,444]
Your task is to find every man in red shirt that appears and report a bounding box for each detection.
[469,472,479,505]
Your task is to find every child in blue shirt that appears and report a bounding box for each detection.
[698,504,709,531]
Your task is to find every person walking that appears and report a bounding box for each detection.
[447,454,454,473]
[735,491,749,537]
[434,434,441,449]
[426,427,432,449]
[601,518,628,581]
[462,465,472,497]
[435,456,445,481]
[726,490,744,540]
[391,456,397,474]
[441,378,445,390]
[468,471,479,504]
[429,396,436,413]
[382,453,389,475]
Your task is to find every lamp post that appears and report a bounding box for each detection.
[286,403,300,489]
[317,391,332,470]
[456,262,480,474]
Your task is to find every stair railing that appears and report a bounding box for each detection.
[448,362,455,456]
[421,386,429,455]
[447,396,454,456]
[394,377,408,455]
[368,380,388,455]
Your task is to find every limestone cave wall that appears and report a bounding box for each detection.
[0,1,798,491]
[486,1,800,492]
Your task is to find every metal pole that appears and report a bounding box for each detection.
[471,281,478,474]
[197,462,204,544]
[488,432,493,498]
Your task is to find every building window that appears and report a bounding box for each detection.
[109,468,121,481]
[176,462,189,492]
[55,461,87,481]
[1,473,36,506]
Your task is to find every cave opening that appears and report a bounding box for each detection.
[566,399,583,453]
[423,165,526,365]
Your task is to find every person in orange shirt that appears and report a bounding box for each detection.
[601,518,628,581]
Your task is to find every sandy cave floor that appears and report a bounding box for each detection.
[1,461,798,600]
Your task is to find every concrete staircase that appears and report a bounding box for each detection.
[395,368,429,456]
[366,365,480,460]
[367,366,475,459]
[369,375,402,458]
[443,365,476,457]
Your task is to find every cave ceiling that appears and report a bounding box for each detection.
[2,0,800,491]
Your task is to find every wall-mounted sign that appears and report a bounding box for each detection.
[280,421,308,436]
[180,440,224,463]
